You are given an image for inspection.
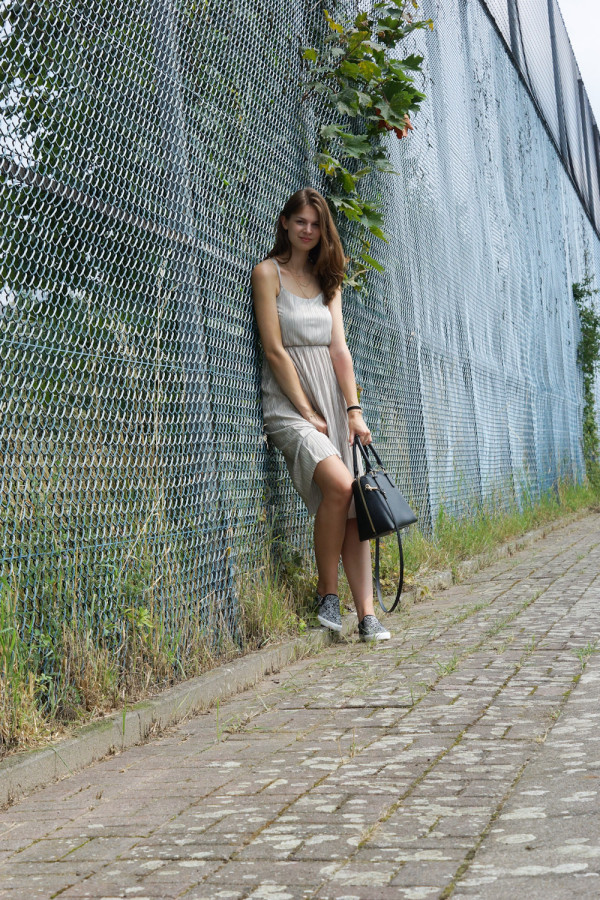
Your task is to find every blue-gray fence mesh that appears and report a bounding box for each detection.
[1,0,599,668]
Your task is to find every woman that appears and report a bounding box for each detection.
[252,188,390,642]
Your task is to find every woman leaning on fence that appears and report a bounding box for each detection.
[251,187,390,642]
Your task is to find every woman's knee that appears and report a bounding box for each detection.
[321,472,353,506]
[314,456,353,505]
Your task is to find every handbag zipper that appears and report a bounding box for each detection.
[357,477,376,534]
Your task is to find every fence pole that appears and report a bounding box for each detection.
[547,0,569,162]
[593,124,600,229]
[507,0,522,68]
[577,79,595,216]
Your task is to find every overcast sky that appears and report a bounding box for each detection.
[557,0,600,124]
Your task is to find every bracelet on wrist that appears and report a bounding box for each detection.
[346,405,362,413]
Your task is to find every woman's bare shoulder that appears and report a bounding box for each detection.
[251,259,279,303]
[251,258,277,282]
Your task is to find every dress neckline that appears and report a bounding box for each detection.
[279,284,324,303]
[272,257,323,302]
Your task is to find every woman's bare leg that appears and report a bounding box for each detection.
[341,517,375,621]
[312,456,353,596]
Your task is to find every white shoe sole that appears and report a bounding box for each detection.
[360,631,391,642]
[317,614,343,632]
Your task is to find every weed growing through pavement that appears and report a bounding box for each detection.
[349,728,357,759]
[434,653,459,676]
[494,637,516,655]
[573,641,598,670]
[447,602,489,627]
[484,592,542,638]
[215,699,221,742]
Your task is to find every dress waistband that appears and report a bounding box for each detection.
[284,343,330,349]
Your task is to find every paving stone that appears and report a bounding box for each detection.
[316,886,434,900]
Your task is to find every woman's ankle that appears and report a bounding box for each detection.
[317,583,338,597]
[354,601,375,620]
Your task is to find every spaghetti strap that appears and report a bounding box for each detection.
[270,257,282,291]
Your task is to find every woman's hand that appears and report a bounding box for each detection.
[348,410,371,446]
[307,411,328,435]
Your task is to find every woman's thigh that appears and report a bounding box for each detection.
[313,454,353,500]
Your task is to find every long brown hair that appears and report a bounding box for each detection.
[267,188,347,304]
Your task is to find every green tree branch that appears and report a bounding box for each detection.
[301,1,433,289]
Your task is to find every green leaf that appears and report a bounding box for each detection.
[315,152,341,177]
[371,96,393,120]
[403,53,424,70]
[339,60,362,79]
[375,88,414,126]
[320,123,344,139]
[305,80,330,95]
[372,156,399,174]
[362,39,386,54]
[361,251,386,273]
[324,10,344,33]
[343,271,366,290]
[333,88,360,116]
[386,59,414,80]
[368,225,388,241]
[302,48,318,63]
[340,170,358,193]
[348,30,371,53]
[358,59,381,81]
[338,131,371,157]
[337,201,365,222]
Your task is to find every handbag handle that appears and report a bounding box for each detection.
[374,529,404,613]
[352,435,387,477]
[352,435,405,613]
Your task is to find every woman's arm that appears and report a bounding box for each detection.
[328,290,372,445]
[252,262,327,434]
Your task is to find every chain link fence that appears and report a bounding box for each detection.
[1,0,599,671]
[482,0,600,232]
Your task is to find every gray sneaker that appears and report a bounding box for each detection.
[317,593,342,631]
[358,615,391,642]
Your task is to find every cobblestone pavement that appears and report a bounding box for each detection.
[1,513,599,900]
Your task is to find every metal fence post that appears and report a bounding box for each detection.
[593,124,600,229]
[507,0,522,68]
[577,79,595,217]
[547,0,569,162]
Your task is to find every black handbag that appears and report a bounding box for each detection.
[352,436,417,613]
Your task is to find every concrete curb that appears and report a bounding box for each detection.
[0,612,357,808]
[1,507,593,808]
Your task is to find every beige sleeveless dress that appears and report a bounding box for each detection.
[261,257,356,515]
